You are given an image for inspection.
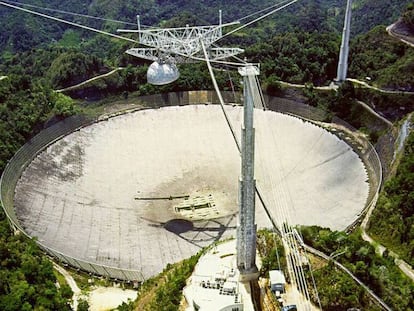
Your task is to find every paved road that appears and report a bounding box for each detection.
[387,21,414,48]
[355,21,414,285]
[280,76,413,96]
[279,81,337,91]
[360,193,414,284]
[355,100,393,127]
[347,78,414,95]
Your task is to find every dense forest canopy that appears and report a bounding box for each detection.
[0,0,412,89]
[301,226,414,310]
[0,212,72,310]
[349,25,414,91]
[0,1,414,310]
[403,2,414,29]
[369,124,414,267]
[0,0,411,54]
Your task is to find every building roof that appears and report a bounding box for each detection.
[269,270,286,285]
[183,240,255,311]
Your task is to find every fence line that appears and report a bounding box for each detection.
[0,91,383,281]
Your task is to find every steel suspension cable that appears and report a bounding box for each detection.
[200,38,241,153]
[220,0,298,41]
[237,0,294,22]
[255,107,315,309]
[0,1,138,43]
[2,0,138,25]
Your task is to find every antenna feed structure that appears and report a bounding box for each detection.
[118,13,243,85]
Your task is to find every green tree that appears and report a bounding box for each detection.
[369,130,414,266]
[47,51,103,88]
[77,299,89,311]
[264,74,282,95]
[402,3,414,28]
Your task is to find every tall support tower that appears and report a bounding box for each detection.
[336,0,353,83]
[237,65,259,280]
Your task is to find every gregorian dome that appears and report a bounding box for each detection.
[147,61,180,85]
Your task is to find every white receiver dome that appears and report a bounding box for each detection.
[147,61,180,85]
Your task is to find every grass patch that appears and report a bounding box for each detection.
[53,269,68,287]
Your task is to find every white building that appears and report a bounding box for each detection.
[183,240,256,311]
[269,270,286,293]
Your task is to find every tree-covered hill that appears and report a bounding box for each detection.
[244,31,340,85]
[0,212,73,310]
[0,0,411,56]
[349,25,414,91]
[402,2,414,29]
[1,0,413,100]
[301,226,414,310]
[0,1,414,310]
[351,0,412,34]
[368,121,414,267]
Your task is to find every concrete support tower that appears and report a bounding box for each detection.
[336,0,353,83]
[237,65,259,280]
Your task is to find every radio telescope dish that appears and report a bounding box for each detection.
[147,61,180,85]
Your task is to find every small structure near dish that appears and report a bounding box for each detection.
[146,61,180,85]
[269,270,287,294]
[183,240,254,311]
[118,12,243,85]
[174,195,219,220]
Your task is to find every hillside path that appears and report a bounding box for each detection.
[386,21,414,48]
[305,244,392,311]
[53,263,81,310]
[357,25,414,284]
[360,202,414,283]
[347,78,414,95]
[56,67,125,93]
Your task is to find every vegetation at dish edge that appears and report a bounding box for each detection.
[402,2,414,28]
[368,125,414,267]
[259,229,385,310]
[0,72,79,172]
[0,0,413,310]
[349,25,414,91]
[0,211,73,310]
[300,226,414,310]
[116,252,202,311]
[0,0,411,54]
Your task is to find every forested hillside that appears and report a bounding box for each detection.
[0,0,411,89]
[0,0,411,55]
[402,2,414,29]
[0,1,414,310]
[363,3,414,269]
[0,212,73,310]
[245,32,340,85]
[351,0,411,34]
[368,122,414,267]
[349,25,414,91]
[0,48,80,172]
[301,226,414,310]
